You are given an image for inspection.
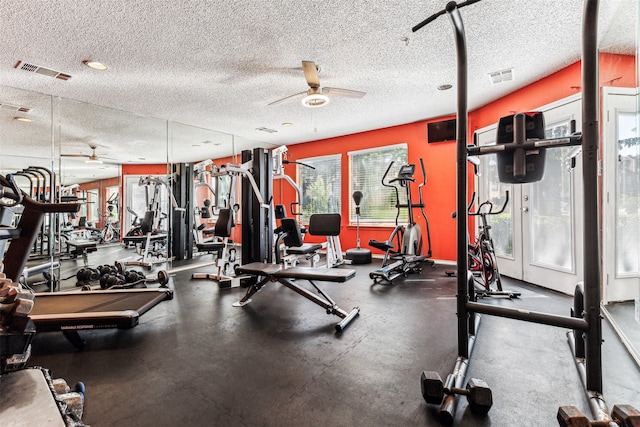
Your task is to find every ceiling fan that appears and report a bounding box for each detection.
[61,145,114,164]
[269,61,365,108]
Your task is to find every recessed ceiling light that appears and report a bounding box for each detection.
[282,122,294,127]
[437,84,453,91]
[83,60,108,71]
[14,117,32,122]
[192,144,201,148]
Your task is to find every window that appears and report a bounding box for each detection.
[349,144,408,223]
[297,154,341,222]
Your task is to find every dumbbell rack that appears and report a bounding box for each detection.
[413,0,639,425]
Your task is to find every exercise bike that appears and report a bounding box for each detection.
[98,193,120,243]
[368,158,434,284]
[459,191,520,298]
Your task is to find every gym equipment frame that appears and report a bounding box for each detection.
[368,158,434,284]
[233,262,360,332]
[412,0,638,425]
[462,191,520,299]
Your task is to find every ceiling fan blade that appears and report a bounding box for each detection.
[323,87,366,98]
[268,91,307,106]
[302,61,320,89]
[61,153,90,158]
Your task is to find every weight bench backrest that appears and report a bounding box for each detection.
[308,213,341,236]
[140,211,154,234]
[214,208,234,238]
[280,218,304,247]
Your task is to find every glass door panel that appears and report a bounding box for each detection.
[476,95,583,294]
[603,88,639,303]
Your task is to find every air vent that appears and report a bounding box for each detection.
[256,127,278,134]
[14,61,72,81]
[0,102,32,113]
[488,68,514,84]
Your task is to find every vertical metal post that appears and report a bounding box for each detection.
[241,150,255,263]
[447,1,470,359]
[581,0,602,395]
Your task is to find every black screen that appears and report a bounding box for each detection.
[428,119,456,143]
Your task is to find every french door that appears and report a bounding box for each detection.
[602,87,639,303]
[475,94,583,295]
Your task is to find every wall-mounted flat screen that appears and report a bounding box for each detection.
[428,119,456,143]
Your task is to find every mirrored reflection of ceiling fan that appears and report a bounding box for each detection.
[61,145,115,164]
[269,61,366,108]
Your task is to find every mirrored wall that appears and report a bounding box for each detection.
[597,0,640,367]
[0,84,246,272]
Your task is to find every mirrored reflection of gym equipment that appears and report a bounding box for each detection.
[123,175,183,269]
[413,1,638,425]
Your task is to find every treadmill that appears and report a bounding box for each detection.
[1,174,173,349]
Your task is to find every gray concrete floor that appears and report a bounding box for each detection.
[25,245,640,426]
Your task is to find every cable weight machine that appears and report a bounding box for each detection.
[412,0,639,425]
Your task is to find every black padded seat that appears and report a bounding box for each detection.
[67,240,98,255]
[273,266,355,282]
[279,218,322,254]
[196,241,226,252]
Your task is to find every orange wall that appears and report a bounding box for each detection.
[84,54,634,261]
[276,120,462,260]
[78,176,119,227]
[225,53,635,262]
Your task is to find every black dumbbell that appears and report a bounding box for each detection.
[420,371,493,415]
[99,273,126,289]
[76,268,100,283]
[612,405,640,427]
[559,405,640,427]
[124,270,146,284]
[97,264,118,277]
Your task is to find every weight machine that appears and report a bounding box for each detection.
[124,175,184,269]
[272,145,345,268]
[413,1,638,425]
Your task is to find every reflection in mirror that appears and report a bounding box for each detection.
[0,86,57,274]
[168,122,234,263]
[598,1,640,367]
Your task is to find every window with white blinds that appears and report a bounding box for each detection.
[348,144,408,223]
[297,154,342,222]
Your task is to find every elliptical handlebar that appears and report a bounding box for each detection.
[380,161,396,188]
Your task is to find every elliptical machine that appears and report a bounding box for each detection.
[368,158,433,284]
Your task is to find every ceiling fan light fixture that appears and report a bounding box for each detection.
[85,158,103,164]
[301,93,329,108]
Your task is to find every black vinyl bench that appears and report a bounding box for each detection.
[67,240,98,267]
[233,262,360,332]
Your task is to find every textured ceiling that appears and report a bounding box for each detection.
[0,0,637,183]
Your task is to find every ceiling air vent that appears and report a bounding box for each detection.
[14,61,72,81]
[488,68,514,84]
[0,102,32,113]
[256,127,278,134]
